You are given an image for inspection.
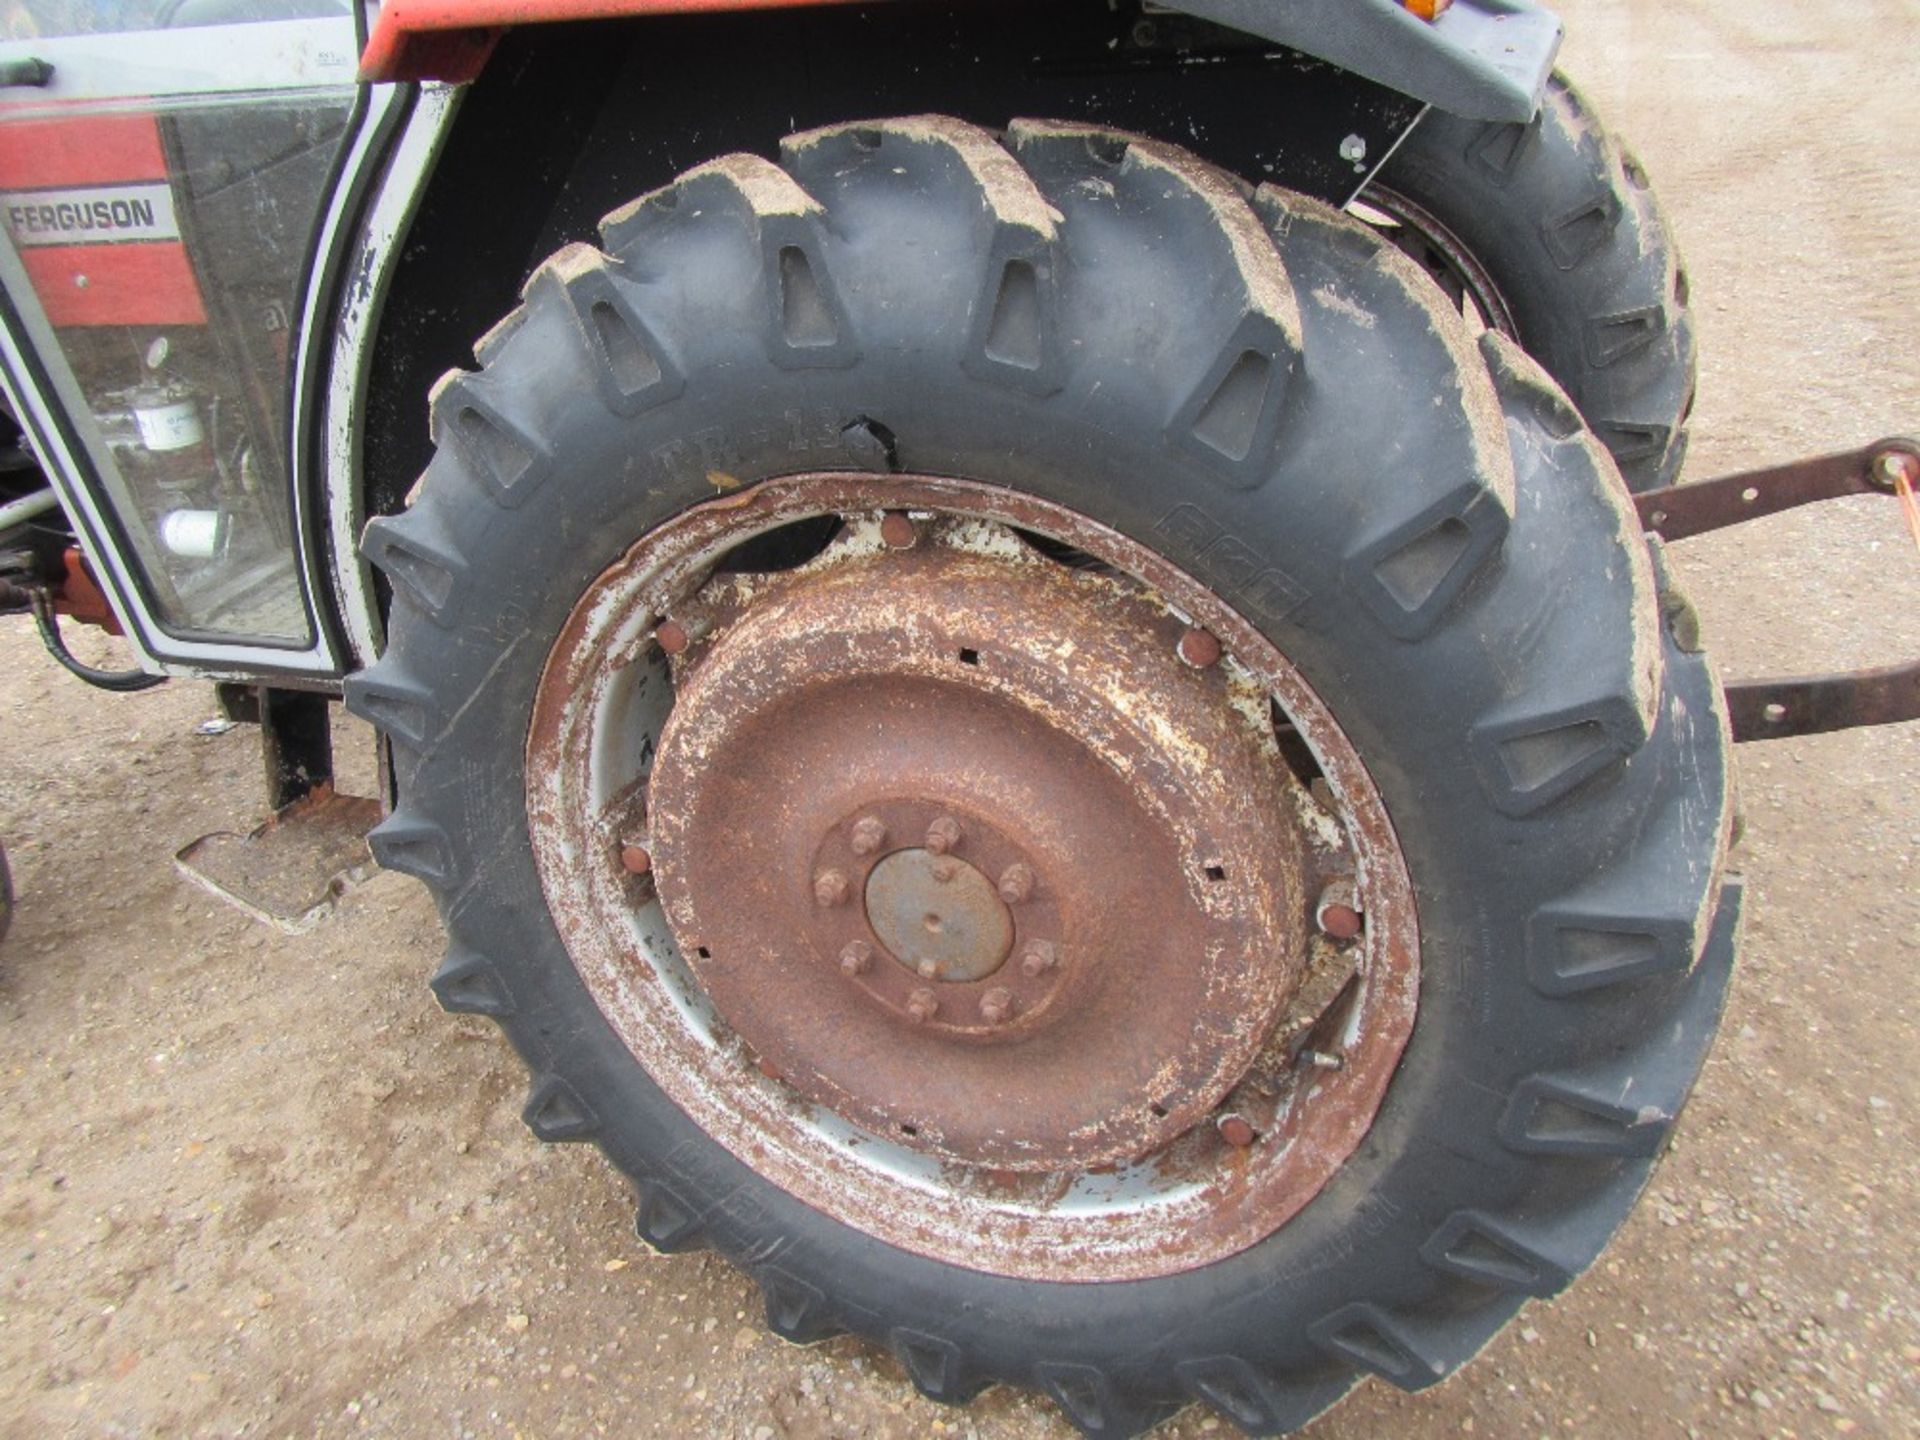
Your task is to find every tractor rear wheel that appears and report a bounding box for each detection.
[348,116,1736,1437]
[1366,73,1697,492]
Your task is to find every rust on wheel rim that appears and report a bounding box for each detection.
[527,474,1418,1283]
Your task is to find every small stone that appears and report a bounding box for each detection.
[1519,1327,1540,1344]
[505,1313,530,1333]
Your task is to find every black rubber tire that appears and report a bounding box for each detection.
[1371,73,1697,492]
[346,117,1736,1437]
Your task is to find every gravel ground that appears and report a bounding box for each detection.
[1,1,1915,1436]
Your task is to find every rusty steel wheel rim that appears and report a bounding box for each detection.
[527,474,1418,1283]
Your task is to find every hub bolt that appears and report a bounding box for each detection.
[1178,627,1223,669]
[850,816,889,856]
[925,816,962,855]
[839,940,874,976]
[916,958,940,980]
[881,512,919,549]
[1315,881,1364,941]
[930,859,959,884]
[997,862,1035,904]
[619,842,653,876]
[906,988,939,1024]
[1216,1113,1258,1148]
[813,869,851,907]
[1020,939,1058,978]
[980,987,1015,1025]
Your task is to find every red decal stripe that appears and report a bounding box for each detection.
[0,114,169,189]
[25,244,206,327]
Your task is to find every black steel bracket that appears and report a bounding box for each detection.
[1636,438,1920,742]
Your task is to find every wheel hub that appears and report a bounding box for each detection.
[861,844,1014,986]
[646,529,1311,1170]
[525,473,1419,1281]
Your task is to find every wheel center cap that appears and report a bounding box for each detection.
[865,848,1013,983]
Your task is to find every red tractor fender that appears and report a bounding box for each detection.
[360,0,869,84]
[360,1,1560,121]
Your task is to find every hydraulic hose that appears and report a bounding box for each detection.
[28,591,166,693]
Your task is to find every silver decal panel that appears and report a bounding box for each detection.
[2,184,181,247]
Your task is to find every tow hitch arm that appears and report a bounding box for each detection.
[1636,438,1920,743]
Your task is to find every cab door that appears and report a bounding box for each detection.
[0,2,395,677]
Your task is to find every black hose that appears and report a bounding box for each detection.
[28,592,166,693]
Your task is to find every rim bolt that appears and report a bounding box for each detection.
[1020,939,1058,978]
[656,619,690,656]
[619,842,653,876]
[850,816,889,856]
[1315,881,1364,941]
[1216,1113,1258,1148]
[881,512,919,549]
[1301,1049,1346,1072]
[813,869,851,907]
[925,816,962,855]
[838,940,873,976]
[997,862,1035,904]
[906,988,939,1024]
[979,987,1015,1025]
[1178,626,1223,669]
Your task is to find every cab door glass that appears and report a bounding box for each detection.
[0,2,359,645]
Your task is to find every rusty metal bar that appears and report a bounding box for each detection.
[1635,437,1917,541]
[1726,662,1920,742]
[1640,437,1919,742]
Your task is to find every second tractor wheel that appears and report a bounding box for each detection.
[348,116,1736,1436]
[1366,73,1697,492]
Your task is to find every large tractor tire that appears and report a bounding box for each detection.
[1366,73,1697,492]
[347,116,1737,1436]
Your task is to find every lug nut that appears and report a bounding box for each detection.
[850,815,888,856]
[619,842,653,876]
[657,619,690,655]
[1178,627,1223,669]
[1315,881,1364,941]
[813,869,851,907]
[1020,939,1058,978]
[979,987,1015,1025]
[1216,1114,1258,1148]
[881,512,918,549]
[906,988,939,1024]
[997,862,1035,904]
[925,816,962,855]
[839,940,873,976]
